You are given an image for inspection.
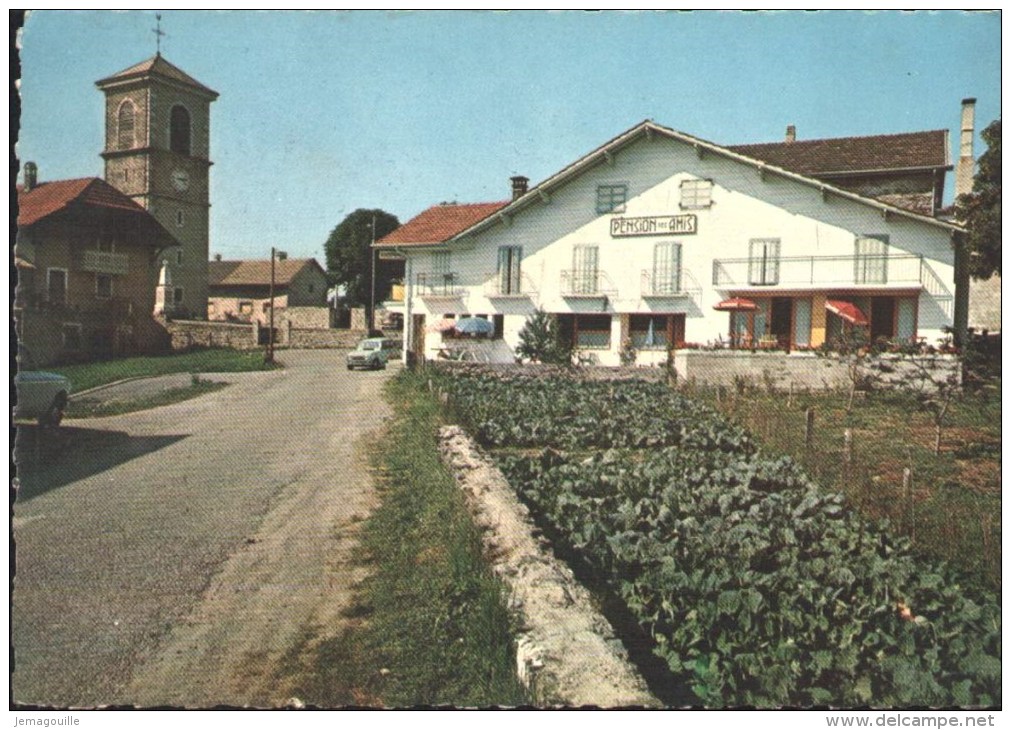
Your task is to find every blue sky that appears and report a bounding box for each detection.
[16,10,1001,262]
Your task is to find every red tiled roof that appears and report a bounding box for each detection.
[208,258,324,288]
[96,54,218,98]
[729,130,949,176]
[376,202,509,247]
[17,177,154,227]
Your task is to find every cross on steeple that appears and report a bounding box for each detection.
[153,13,165,55]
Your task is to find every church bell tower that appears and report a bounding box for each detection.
[96,53,218,319]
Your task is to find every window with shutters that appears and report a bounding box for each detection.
[653,242,682,294]
[572,245,599,294]
[497,246,522,294]
[855,235,889,284]
[748,238,780,286]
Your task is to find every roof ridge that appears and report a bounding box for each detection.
[731,128,947,148]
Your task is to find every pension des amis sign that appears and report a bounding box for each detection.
[610,213,697,238]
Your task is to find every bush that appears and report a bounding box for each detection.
[515,309,573,365]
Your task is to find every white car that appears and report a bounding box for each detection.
[14,348,72,427]
[346,337,399,370]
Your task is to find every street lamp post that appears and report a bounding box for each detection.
[265,247,287,363]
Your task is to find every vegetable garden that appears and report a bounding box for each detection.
[432,366,1001,707]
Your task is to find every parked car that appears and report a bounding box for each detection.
[14,347,72,427]
[346,337,399,370]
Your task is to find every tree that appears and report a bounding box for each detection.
[323,208,400,319]
[515,309,573,365]
[955,119,1001,280]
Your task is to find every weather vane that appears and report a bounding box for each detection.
[153,13,165,55]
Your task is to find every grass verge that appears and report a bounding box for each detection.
[683,379,1001,591]
[48,348,277,393]
[65,381,228,418]
[294,370,527,708]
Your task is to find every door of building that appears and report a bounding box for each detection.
[770,298,793,348]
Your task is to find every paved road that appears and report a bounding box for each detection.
[13,350,394,707]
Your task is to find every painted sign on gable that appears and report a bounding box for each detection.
[610,214,697,237]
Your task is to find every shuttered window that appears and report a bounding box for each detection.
[653,242,682,294]
[855,235,889,284]
[572,245,599,294]
[497,246,522,294]
[748,239,780,285]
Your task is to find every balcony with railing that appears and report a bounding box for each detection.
[559,270,616,298]
[82,250,129,276]
[638,264,703,297]
[415,272,464,298]
[712,254,927,290]
[483,271,538,298]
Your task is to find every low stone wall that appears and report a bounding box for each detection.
[286,326,365,349]
[281,306,332,330]
[439,425,659,707]
[432,361,666,382]
[166,319,257,351]
[672,351,961,391]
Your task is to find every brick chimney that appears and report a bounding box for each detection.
[955,98,977,198]
[23,161,38,192]
[785,125,796,144]
[510,175,529,201]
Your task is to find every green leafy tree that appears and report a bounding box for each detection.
[324,208,400,310]
[515,309,572,365]
[955,119,1001,280]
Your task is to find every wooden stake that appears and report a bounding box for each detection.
[787,382,794,408]
[805,407,815,449]
[903,467,914,540]
[843,428,852,467]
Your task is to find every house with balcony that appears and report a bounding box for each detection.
[15,168,178,365]
[375,120,967,367]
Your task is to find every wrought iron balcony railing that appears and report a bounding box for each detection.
[483,271,538,297]
[82,250,129,276]
[711,254,926,288]
[415,272,464,297]
[559,270,615,297]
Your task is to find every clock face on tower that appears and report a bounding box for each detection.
[172,169,190,192]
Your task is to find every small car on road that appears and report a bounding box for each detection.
[14,347,72,427]
[346,337,399,370]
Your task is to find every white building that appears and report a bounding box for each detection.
[376,120,968,367]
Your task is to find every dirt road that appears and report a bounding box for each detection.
[12,350,393,707]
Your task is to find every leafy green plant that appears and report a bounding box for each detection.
[432,368,1002,707]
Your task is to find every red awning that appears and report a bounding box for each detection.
[714,297,758,312]
[826,299,869,326]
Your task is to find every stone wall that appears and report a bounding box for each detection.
[165,319,257,351]
[286,324,365,349]
[281,306,332,330]
[672,351,961,391]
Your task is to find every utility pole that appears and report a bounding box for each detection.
[265,246,287,363]
[369,214,377,335]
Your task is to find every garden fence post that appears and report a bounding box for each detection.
[903,467,914,540]
[805,407,815,449]
[844,428,852,467]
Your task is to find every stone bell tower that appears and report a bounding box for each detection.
[97,54,218,319]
